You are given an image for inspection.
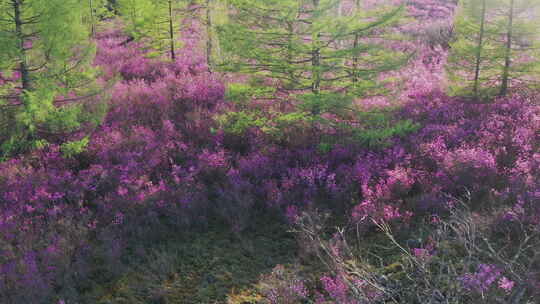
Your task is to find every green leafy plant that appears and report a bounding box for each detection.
[297,92,354,116]
[225,82,276,106]
[352,118,420,148]
[60,137,90,158]
[0,0,108,159]
[215,110,269,136]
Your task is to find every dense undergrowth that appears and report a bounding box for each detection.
[1,2,540,304]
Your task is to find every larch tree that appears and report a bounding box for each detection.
[81,0,111,37]
[203,0,229,72]
[0,0,107,158]
[217,0,408,101]
[149,0,187,60]
[447,0,540,99]
[169,0,228,71]
[117,0,155,39]
[206,0,213,70]
[215,0,417,150]
[497,0,540,96]
[117,0,185,60]
[446,0,499,99]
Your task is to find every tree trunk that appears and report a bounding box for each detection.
[473,0,486,99]
[89,0,95,37]
[206,0,212,72]
[352,0,361,84]
[500,0,514,96]
[286,20,295,85]
[168,0,176,61]
[312,37,321,94]
[311,0,321,94]
[12,0,31,91]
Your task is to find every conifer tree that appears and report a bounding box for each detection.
[117,0,185,60]
[446,0,498,99]
[217,0,407,99]
[0,0,106,158]
[207,0,230,71]
[496,0,540,96]
[81,0,111,37]
[205,0,216,71]
[447,0,540,99]
[117,0,155,39]
[215,0,417,149]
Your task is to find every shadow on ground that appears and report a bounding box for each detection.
[95,216,297,304]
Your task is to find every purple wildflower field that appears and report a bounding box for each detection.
[0,0,539,303]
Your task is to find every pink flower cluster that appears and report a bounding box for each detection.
[459,264,515,294]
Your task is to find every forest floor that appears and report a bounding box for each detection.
[95,216,297,304]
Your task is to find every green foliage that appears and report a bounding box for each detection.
[217,0,408,96]
[0,0,96,75]
[215,110,269,136]
[446,0,502,99]
[262,111,313,138]
[215,108,316,146]
[0,0,108,159]
[225,82,276,106]
[216,0,411,150]
[297,92,353,116]
[352,118,420,148]
[217,99,420,150]
[353,108,421,147]
[81,0,113,35]
[60,137,90,158]
[0,137,49,162]
[314,108,421,149]
[317,141,333,154]
[205,0,230,69]
[117,0,156,39]
[447,0,540,98]
[117,0,185,59]
[17,89,58,134]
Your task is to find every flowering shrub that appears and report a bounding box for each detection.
[258,265,309,304]
[265,200,539,304]
[0,21,223,302]
[1,1,539,301]
[459,264,503,293]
